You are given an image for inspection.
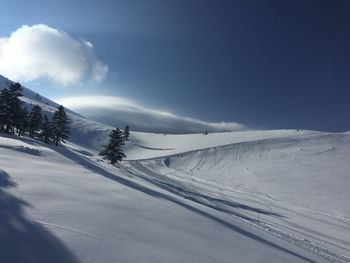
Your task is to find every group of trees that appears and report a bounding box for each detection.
[99,125,130,165]
[0,82,131,164]
[0,82,70,146]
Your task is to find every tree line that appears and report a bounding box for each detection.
[0,82,70,146]
[0,81,131,164]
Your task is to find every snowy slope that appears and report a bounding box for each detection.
[128,131,350,261]
[1,75,349,262]
[0,135,323,263]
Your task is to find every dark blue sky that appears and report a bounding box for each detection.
[1,0,350,131]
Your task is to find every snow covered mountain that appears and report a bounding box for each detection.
[0,75,349,263]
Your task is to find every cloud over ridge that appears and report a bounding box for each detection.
[56,96,245,133]
[0,24,108,85]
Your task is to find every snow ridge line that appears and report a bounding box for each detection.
[127,132,335,161]
[127,162,350,263]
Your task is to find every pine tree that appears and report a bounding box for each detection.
[41,115,53,143]
[17,108,29,136]
[0,89,9,131]
[124,125,130,141]
[28,105,43,137]
[9,83,25,134]
[99,128,126,164]
[0,83,24,133]
[52,105,70,146]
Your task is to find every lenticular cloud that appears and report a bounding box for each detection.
[0,24,108,85]
[56,96,245,133]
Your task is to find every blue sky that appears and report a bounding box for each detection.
[1,0,350,131]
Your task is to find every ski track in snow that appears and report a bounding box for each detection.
[123,154,350,263]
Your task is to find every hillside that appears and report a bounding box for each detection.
[0,75,349,262]
[126,131,350,260]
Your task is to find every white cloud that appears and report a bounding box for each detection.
[56,96,245,133]
[0,24,108,85]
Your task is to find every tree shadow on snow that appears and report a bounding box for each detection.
[0,145,42,156]
[0,169,79,263]
[52,146,315,262]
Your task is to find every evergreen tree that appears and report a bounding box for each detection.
[28,105,43,137]
[41,115,53,143]
[99,128,126,164]
[124,125,130,141]
[9,83,25,134]
[0,83,24,133]
[0,89,9,131]
[52,105,70,146]
[17,107,29,136]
